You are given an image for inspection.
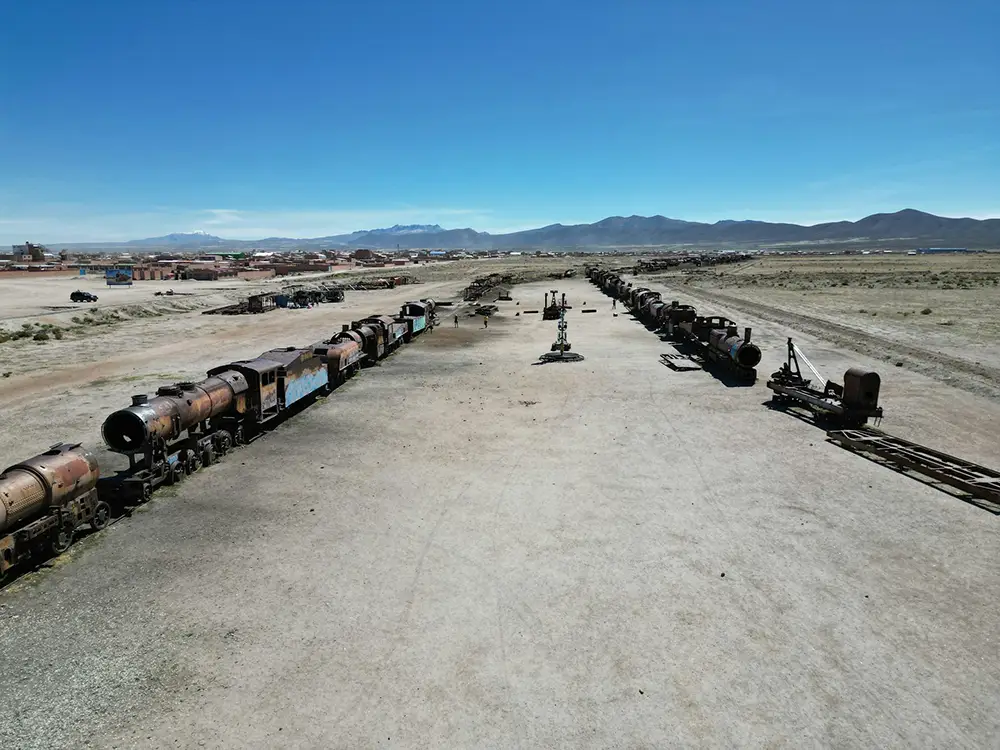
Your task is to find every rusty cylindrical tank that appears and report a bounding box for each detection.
[102,371,248,454]
[351,323,384,360]
[0,444,100,533]
[709,327,762,368]
[313,338,362,375]
[843,368,881,409]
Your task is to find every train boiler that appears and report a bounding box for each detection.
[349,322,386,363]
[0,443,106,578]
[312,334,365,387]
[101,370,251,500]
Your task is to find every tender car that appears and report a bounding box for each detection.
[70,290,98,302]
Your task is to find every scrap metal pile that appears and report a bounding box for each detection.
[0,299,438,582]
[634,253,753,273]
[203,284,345,315]
[587,267,761,382]
[462,273,517,302]
[283,284,346,306]
[345,275,417,291]
[203,292,279,316]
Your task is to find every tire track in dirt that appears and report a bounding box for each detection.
[673,286,1000,401]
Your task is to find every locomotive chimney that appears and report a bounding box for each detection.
[131,394,148,406]
[342,324,349,333]
[744,327,752,342]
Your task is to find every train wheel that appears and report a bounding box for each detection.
[142,483,153,502]
[187,453,202,474]
[217,432,232,456]
[91,501,111,531]
[233,427,245,446]
[52,522,75,555]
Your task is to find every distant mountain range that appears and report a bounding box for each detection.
[62,210,1000,251]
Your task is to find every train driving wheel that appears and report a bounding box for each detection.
[91,500,112,531]
[51,521,75,555]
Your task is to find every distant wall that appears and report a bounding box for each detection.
[0,269,76,279]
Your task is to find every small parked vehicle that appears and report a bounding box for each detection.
[70,290,98,302]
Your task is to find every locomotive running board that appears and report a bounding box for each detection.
[827,427,1000,513]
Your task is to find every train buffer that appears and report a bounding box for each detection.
[827,427,1000,512]
[660,352,701,372]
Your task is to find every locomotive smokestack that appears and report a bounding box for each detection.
[131,394,148,406]
[102,409,150,453]
[744,327,752,342]
[342,324,349,333]
[737,342,762,368]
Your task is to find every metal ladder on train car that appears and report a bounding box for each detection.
[827,427,1000,509]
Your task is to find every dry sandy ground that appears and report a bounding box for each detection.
[0,275,997,749]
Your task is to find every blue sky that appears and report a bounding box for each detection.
[1,0,998,242]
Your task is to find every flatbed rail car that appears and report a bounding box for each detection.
[767,338,883,427]
[827,428,1000,511]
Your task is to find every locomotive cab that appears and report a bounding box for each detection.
[212,359,280,422]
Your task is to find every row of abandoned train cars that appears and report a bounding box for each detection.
[0,300,437,581]
[586,266,882,423]
[586,267,763,382]
[586,267,1000,511]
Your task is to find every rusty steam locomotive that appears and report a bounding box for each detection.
[0,299,437,581]
[586,267,762,381]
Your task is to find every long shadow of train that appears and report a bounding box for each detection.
[0,300,438,586]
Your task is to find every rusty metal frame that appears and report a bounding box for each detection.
[827,427,1000,509]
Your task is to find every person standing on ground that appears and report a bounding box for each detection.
[484,316,489,329]
[612,299,616,310]
[454,314,458,327]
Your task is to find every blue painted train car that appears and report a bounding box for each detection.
[259,347,330,409]
[398,299,436,341]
